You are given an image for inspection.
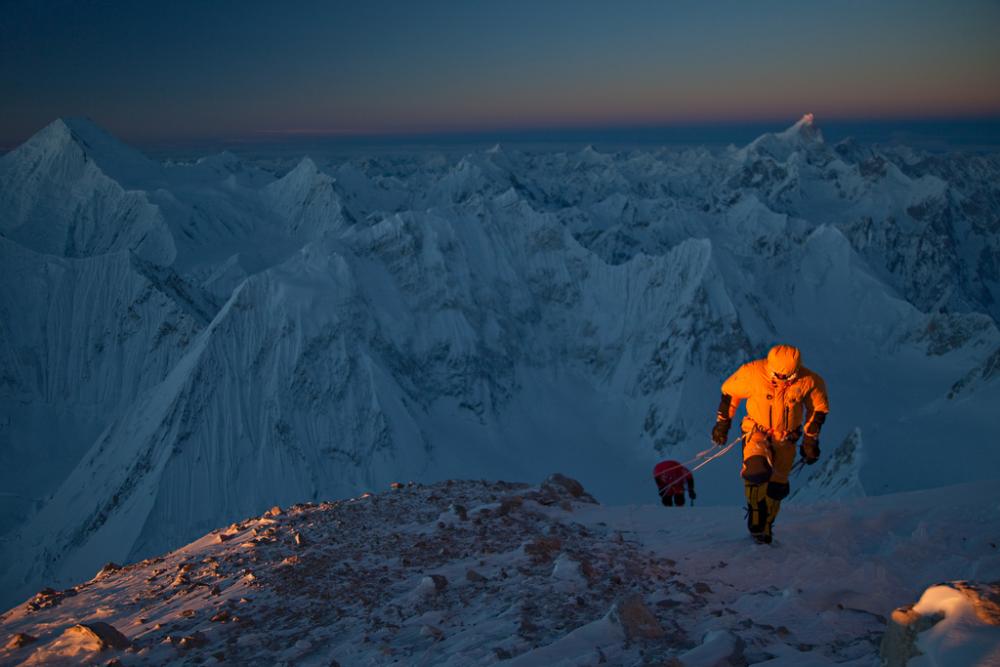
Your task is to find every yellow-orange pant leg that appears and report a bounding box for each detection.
[742,433,795,540]
[742,430,770,462]
[769,439,796,484]
[741,432,795,483]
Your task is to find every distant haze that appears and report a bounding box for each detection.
[2,0,999,147]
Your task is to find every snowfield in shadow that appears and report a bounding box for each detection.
[2,475,997,666]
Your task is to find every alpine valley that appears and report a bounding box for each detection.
[1,114,998,632]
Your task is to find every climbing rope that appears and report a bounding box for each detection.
[681,434,743,472]
[672,434,742,471]
[654,435,742,505]
[688,435,741,474]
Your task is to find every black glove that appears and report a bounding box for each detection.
[689,490,697,500]
[800,436,820,465]
[712,419,731,446]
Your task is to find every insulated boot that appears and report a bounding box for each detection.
[744,482,769,543]
[763,495,781,542]
[762,481,788,544]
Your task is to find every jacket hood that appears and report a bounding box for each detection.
[766,345,801,377]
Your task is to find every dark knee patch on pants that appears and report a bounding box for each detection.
[742,455,772,484]
[767,481,790,500]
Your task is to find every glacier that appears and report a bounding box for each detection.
[0,114,998,610]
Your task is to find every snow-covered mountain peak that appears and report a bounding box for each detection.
[13,117,162,187]
[0,118,175,263]
[17,117,75,151]
[287,155,321,177]
[262,156,343,238]
[785,112,818,136]
[771,113,824,147]
[577,144,611,166]
[740,113,827,163]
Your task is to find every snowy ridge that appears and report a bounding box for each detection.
[16,118,162,187]
[791,428,866,502]
[0,119,174,264]
[739,112,825,163]
[262,157,346,239]
[1,475,997,666]
[1,116,999,609]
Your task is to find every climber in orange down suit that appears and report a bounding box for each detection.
[711,344,829,544]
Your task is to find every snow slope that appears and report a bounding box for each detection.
[1,115,998,610]
[1,475,997,666]
[0,237,210,538]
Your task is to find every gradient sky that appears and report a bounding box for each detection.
[2,0,999,147]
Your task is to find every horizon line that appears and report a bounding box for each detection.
[4,112,1000,153]
[233,110,1000,141]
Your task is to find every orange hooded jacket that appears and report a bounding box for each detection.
[719,345,829,440]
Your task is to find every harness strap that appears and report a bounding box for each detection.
[747,419,801,443]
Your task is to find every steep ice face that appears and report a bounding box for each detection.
[1,116,998,608]
[791,428,866,501]
[0,119,175,264]
[261,157,346,240]
[0,237,209,543]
